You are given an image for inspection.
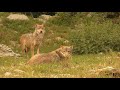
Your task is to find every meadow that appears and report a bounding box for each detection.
[1,52,120,78]
[0,12,120,78]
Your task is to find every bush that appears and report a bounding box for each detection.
[70,19,120,54]
[47,12,120,54]
[48,12,77,27]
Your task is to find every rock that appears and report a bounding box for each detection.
[99,52,103,55]
[7,14,29,20]
[14,69,25,73]
[38,19,46,23]
[39,14,52,23]
[55,37,64,41]
[40,14,52,20]
[90,66,120,77]
[63,40,69,44]
[0,44,21,57]
[4,72,12,76]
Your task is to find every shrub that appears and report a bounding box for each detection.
[48,12,77,27]
[70,20,120,54]
[47,12,120,54]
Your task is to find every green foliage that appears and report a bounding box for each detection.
[48,12,77,27]
[0,17,42,45]
[1,12,120,78]
[0,13,44,53]
[2,18,42,33]
[47,12,120,54]
[1,12,120,55]
[70,20,120,54]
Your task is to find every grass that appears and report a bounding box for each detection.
[0,12,71,53]
[1,12,120,78]
[0,52,120,78]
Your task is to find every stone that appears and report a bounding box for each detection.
[7,14,29,20]
[90,66,120,77]
[63,40,69,44]
[55,37,64,41]
[4,72,12,76]
[0,44,21,57]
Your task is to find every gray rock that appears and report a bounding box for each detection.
[7,14,29,20]
[0,44,21,57]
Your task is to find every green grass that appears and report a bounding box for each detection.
[0,12,71,54]
[0,52,120,78]
[1,12,120,78]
